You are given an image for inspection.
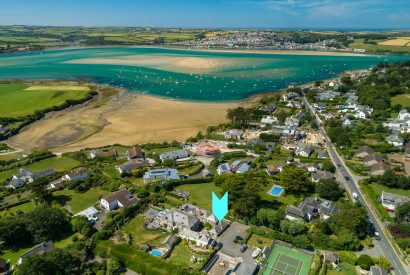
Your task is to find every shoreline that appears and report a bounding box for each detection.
[1,44,379,58]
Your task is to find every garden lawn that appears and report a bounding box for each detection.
[247,233,273,249]
[123,215,168,246]
[326,262,357,275]
[1,247,31,267]
[0,156,80,183]
[167,241,208,271]
[51,188,110,214]
[370,183,410,197]
[177,182,222,210]
[0,83,90,118]
[1,201,35,215]
[392,94,410,108]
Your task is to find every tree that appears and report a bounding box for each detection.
[394,201,410,224]
[256,208,284,230]
[0,216,31,247]
[107,258,122,275]
[377,256,391,271]
[279,166,313,195]
[162,158,176,168]
[276,110,288,125]
[328,205,369,239]
[17,248,81,275]
[25,206,70,243]
[322,160,335,173]
[316,179,344,201]
[280,220,306,236]
[71,216,94,237]
[357,254,374,270]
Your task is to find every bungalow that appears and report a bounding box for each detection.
[303,163,319,172]
[316,149,328,159]
[236,163,250,173]
[381,191,410,212]
[224,129,244,140]
[115,161,149,175]
[341,116,353,127]
[62,167,89,181]
[282,92,298,101]
[362,154,383,167]
[100,188,139,211]
[386,134,404,147]
[89,148,117,159]
[28,168,55,183]
[159,149,189,162]
[194,141,221,157]
[285,197,338,221]
[311,171,334,183]
[8,178,25,189]
[217,163,231,175]
[143,168,180,184]
[125,146,144,160]
[172,189,190,199]
[324,252,339,264]
[17,241,54,265]
[369,162,391,176]
[314,102,327,111]
[355,145,374,158]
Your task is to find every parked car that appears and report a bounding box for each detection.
[240,245,248,253]
[233,236,243,243]
[345,176,350,180]
[216,242,223,250]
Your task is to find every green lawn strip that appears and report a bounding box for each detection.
[123,215,168,246]
[326,262,357,275]
[167,241,208,271]
[247,234,273,249]
[0,83,90,117]
[1,201,35,215]
[392,94,410,108]
[177,182,222,211]
[359,182,393,222]
[1,247,31,267]
[51,188,111,214]
[0,152,23,161]
[54,232,79,249]
[0,156,80,183]
[93,240,196,275]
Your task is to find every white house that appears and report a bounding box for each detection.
[74,207,99,222]
[381,191,410,212]
[100,188,139,211]
[386,135,404,147]
[355,110,370,119]
[261,115,278,125]
[295,146,312,157]
[62,167,89,181]
[8,178,25,189]
[398,109,410,120]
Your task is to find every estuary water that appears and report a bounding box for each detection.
[0,47,408,101]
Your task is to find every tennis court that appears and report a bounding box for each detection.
[262,244,312,275]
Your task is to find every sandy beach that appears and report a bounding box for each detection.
[7,90,247,153]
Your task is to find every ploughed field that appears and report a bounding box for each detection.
[0,47,407,101]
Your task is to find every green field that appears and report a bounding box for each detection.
[349,38,410,54]
[51,188,110,214]
[262,244,312,275]
[0,156,80,183]
[177,182,222,210]
[145,146,181,156]
[326,262,357,275]
[392,94,410,108]
[369,183,410,197]
[0,83,90,117]
[123,215,168,246]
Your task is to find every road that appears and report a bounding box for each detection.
[303,96,409,275]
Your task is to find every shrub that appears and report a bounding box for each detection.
[357,254,373,270]
[339,251,357,265]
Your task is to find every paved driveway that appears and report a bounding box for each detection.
[218,222,254,262]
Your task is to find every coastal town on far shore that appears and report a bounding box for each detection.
[0,59,410,275]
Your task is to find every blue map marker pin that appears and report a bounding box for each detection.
[212,192,228,221]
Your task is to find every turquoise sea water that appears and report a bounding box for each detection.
[0,47,408,101]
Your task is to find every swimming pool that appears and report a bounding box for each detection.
[150,249,164,257]
[270,186,284,197]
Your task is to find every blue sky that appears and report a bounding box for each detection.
[0,0,409,29]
